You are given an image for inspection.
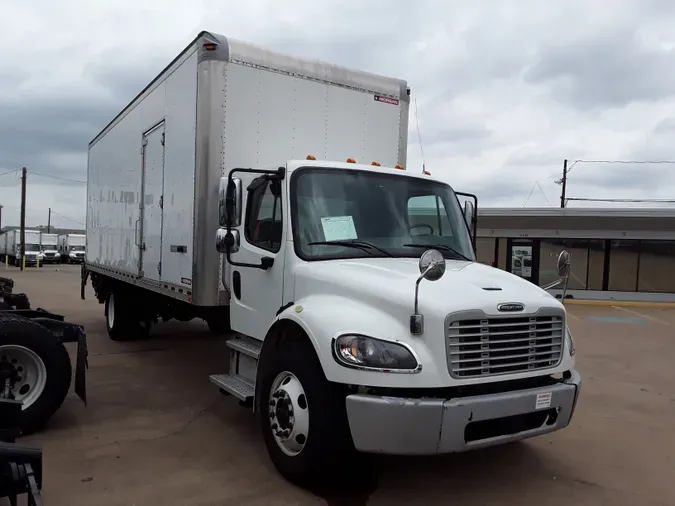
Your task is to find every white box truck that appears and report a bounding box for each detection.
[2,230,42,267]
[40,232,60,264]
[58,233,85,264]
[82,31,581,487]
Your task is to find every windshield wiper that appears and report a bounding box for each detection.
[402,243,471,261]
[307,240,394,257]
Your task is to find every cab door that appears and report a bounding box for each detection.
[227,172,286,340]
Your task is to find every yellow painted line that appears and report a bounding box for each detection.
[564,299,675,308]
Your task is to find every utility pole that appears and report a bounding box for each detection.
[20,167,27,271]
[47,207,51,233]
[0,204,3,231]
[559,159,568,208]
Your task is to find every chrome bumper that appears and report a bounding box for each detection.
[345,370,582,455]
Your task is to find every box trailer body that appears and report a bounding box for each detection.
[85,30,409,309]
[40,233,60,264]
[58,234,85,263]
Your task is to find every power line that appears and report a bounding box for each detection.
[522,182,537,207]
[0,169,19,178]
[0,204,85,225]
[29,172,86,184]
[536,181,553,207]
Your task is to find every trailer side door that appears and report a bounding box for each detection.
[139,121,166,280]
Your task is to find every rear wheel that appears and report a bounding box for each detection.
[258,339,359,488]
[0,314,72,434]
[105,292,150,341]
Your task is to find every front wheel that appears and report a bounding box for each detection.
[258,340,359,488]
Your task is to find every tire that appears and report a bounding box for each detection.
[258,339,359,488]
[0,313,72,435]
[105,292,150,341]
[206,312,231,335]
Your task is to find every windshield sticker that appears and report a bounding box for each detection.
[320,216,358,241]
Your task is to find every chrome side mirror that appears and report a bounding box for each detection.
[216,228,240,254]
[411,249,446,335]
[219,177,242,228]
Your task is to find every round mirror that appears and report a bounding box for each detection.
[419,249,446,281]
[556,250,571,277]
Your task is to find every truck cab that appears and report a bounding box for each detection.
[212,158,581,485]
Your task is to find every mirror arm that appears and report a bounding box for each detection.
[221,166,285,271]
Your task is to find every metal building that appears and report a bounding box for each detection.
[476,208,675,302]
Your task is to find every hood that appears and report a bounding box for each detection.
[294,257,561,317]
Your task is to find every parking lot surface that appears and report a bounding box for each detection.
[3,265,675,505]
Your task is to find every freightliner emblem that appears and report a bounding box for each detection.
[497,303,524,312]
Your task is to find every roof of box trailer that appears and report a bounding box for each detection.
[89,30,409,148]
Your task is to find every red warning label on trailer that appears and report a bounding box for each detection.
[374,95,399,106]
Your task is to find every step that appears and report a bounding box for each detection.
[227,335,262,360]
[209,373,255,402]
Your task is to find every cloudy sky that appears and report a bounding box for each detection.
[2,0,675,229]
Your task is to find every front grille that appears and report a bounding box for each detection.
[446,309,565,378]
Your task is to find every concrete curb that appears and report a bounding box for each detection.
[563,299,675,308]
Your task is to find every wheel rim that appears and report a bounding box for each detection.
[108,293,115,328]
[0,345,48,410]
[268,371,309,457]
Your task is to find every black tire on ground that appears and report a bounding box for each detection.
[257,339,360,488]
[105,292,150,341]
[206,312,231,335]
[0,313,72,435]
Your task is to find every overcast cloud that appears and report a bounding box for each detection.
[2,0,675,228]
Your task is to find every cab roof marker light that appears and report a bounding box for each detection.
[423,170,431,175]
[371,161,381,166]
[306,154,316,160]
[346,158,357,163]
[394,164,405,170]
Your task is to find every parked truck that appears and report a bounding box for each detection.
[0,230,42,267]
[58,234,85,264]
[81,31,581,487]
[40,233,60,264]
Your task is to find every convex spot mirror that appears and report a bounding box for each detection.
[556,250,571,277]
[219,177,242,228]
[419,249,446,281]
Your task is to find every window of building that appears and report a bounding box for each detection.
[586,240,606,290]
[476,238,496,266]
[608,240,639,292]
[244,178,283,252]
[637,240,675,293]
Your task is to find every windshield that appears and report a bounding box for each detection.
[70,246,85,252]
[24,243,40,252]
[290,168,476,261]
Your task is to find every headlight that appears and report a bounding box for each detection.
[333,334,421,373]
[565,327,576,356]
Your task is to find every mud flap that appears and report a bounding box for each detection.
[74,329,88,406]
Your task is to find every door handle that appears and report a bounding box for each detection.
[134,219,141,246]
